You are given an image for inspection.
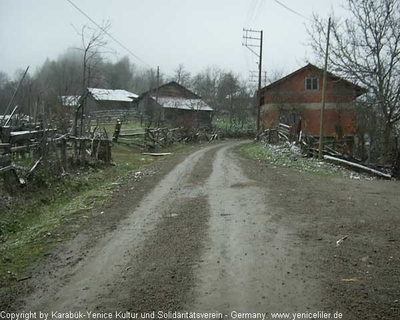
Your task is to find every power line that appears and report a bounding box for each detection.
[246,0,258,26]
[242,29,263,135]
[253,0,267,24]
[66,0,151,68]
[244,0,253,25]
[273,0,312,21]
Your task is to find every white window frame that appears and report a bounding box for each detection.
[305,77,319,90]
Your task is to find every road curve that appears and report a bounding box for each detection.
[21,141,323,317]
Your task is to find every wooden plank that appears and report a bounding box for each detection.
[9,129,56,143]
[142,152,172,156]
[119,133,145,137]
[10,143,39,153]
[324,155,392,179]
[0,165,13,174]
[69,136,107,142]
[279,123,291,129]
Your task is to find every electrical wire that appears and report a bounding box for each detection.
[253,0,267,24]
[244,0,254,25]
[246,0,258,27]
[273,0,312,21]
[66,0,151,68]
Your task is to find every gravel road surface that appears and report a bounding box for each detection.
[13,141,400,319]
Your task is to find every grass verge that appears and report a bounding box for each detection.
[237,142,356,178]
[0,142,197,290]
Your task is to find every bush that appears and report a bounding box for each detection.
[217,122,256,138]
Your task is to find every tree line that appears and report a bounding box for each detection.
[1,0,399,164]
[0,53,255,132]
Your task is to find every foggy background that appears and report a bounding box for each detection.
[0,0,346,79]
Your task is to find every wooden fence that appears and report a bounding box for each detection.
[261,123,294,143]
[260,123,394,179]
[0,124,112,189]
[112,120,218,149]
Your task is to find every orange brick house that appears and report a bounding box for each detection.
[261,63,366,139]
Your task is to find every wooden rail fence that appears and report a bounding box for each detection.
[112,120,218,149]
[1,124,112,189]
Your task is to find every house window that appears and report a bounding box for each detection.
[305,77,318,90]
[289,111,296,125]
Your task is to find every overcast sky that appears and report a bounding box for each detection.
[0,0,347,81]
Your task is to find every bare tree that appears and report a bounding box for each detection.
[75,22,112,93]
[308,0,400,157]
[71,22,112,141]
[266,67,286,84]
[172,63,191,87]
[191,66,224,112]
[219,72,240,126]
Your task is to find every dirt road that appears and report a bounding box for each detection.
[14,141,400,319]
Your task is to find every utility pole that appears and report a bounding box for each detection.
[156,66,160,126]
[156,66,160,103]
[318,17,332,160]
[242,29,263,137]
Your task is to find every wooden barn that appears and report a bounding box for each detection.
[85,88,138,113]
[138,81,213,129]
[61,88,138,114]
[261,63,366,139]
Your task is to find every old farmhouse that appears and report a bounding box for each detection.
[61,88,138,114]
[138,81,213,128]
[85,88,138,113]
[261,63,366,140]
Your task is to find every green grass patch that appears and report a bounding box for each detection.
[238,142,347,178]
[0,141,198,290]
[213,116,256,137]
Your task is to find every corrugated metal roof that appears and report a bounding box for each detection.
[88,88,138,102]
[152,96,213,111]
[60,95,81,106]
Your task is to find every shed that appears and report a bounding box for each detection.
[86,88,138,114]
[138,81,213,129]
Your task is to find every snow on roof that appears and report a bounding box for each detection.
[88,88,138,102]
[1,115,31,122]
[152,96,213,111]
[60,95,81,106]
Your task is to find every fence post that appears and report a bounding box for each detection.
[61,137,67,170]
[113,119,122,142]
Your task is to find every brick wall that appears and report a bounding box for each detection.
[262,105,356,136]
[263,68,359,104]
[262,65,359,136]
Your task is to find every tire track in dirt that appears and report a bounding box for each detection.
[187,142,323,316]
[20,142,225,314]
[185,147,221,186]
[102,196,210,313]
[93,146,223,312]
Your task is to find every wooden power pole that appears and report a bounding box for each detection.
[156,66,160,126]
[242,29,263,137]
[318,17,332,160]
[156,66,160,103]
